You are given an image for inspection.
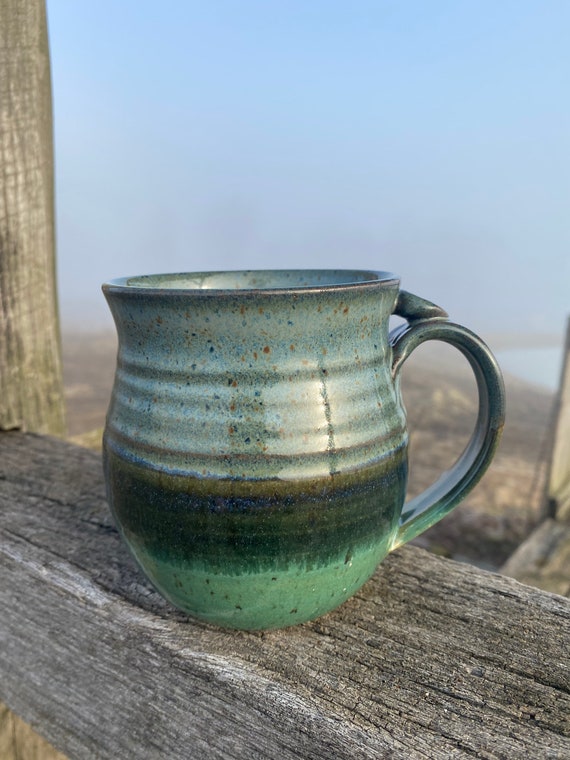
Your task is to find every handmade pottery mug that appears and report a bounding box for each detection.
[102,270,505,630]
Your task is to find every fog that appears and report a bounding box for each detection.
[48,1,569,338]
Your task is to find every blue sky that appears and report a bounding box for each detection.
[47,1,569,335]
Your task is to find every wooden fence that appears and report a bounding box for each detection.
[545,318,570,521]
[1,428,569,758]
[502,318,570,597]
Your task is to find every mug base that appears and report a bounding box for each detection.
[126,539,388,630]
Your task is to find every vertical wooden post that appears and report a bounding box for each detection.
[0,0,65,435]
[543,317,570,520]
[0,2,68,757]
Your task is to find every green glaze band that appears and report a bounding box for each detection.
[104,446,406,629]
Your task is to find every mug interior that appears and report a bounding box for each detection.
[107,269,397,292]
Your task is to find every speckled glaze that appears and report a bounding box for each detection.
[102,270,505,629]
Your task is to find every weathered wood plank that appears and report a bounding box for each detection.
[501,518,570,596]
[0,0,66,435]
[544,317,570,520]
[0,701,67,760]
[1,433,569,759]
[503,320,570,597]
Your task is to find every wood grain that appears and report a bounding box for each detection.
[1,432,569,759]
[0,0,66,435]
[502,518,570,596]
[0,701,66,760]
[545,317,570,520]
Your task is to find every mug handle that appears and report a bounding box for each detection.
[389,291,506,549]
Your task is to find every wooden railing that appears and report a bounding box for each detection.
[1,430,569,759]
[545,317,570,521]
[502,318,570,597]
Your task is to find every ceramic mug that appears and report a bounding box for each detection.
[102,270,505,630]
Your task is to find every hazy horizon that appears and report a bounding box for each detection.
[48,1,569,338]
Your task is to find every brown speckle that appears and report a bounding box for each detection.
[263,345,271,354]
[231,379,238,387]
[343,306,349,314]
[290,344,295,351]
[253,351,258,360]
[228,426,235,435]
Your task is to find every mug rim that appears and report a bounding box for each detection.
[102,269,399,296]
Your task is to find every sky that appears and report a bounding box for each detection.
[47,1,569,337]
